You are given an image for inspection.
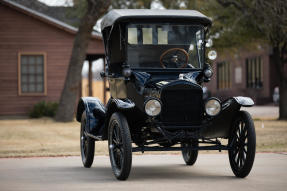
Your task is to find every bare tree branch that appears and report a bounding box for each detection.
[216,0,246,13]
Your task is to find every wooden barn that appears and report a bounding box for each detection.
[0,0,105,115]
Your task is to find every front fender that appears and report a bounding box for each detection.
[233,96,254,107]
[101,98,135,139]
[106,98,135,113]
[202,97,253,138]
[76,97,106,135]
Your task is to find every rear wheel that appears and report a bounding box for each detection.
[80,112,95,168]
[228,111,256,178]
[108,112,132,180]
[181,141,198,166]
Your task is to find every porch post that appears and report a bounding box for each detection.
[88,60,93,96]
[103,58,107,104]
[79,79,82,98]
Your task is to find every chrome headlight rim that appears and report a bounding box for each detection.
[205,97,222,117]
[144,98,162,117]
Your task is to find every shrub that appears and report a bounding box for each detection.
[29,101,58,118]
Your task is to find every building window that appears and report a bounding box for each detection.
[246,56,263,88]
[18,53,46,95]
[217,61,231,89]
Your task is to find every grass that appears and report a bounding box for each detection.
[0,118,108,158]
[254,119,287,152]
[0,117,286,158]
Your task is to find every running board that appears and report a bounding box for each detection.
[132,145,230,152]
[84,132,103,141]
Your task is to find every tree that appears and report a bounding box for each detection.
[212,0,287,119]
[55,0,110,122]
[111,0,153,9]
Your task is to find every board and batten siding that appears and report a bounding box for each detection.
[0,3,104,115]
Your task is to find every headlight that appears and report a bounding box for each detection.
[205,98,221,116]
[204,68,213,78]
[144,99,161,116]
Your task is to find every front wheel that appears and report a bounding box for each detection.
[108,112,132,180]
[181,141,198,166]
[228,111,256,178]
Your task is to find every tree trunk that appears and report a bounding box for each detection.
[279,81,287,119]
[55,0,110,122]
[273,46,287,120]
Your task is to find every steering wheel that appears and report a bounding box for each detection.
[160,48,189,68]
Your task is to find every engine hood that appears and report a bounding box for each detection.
[132,71,202,90]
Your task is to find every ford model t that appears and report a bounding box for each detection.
[76,9,256,180]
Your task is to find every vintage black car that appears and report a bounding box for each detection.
[76,9,256,180]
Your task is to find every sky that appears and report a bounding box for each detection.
[38,0,73,6]
[38,0,165,8]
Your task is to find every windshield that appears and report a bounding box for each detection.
[126,24,204,69]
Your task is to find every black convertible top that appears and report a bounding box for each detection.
[101,9,212,31]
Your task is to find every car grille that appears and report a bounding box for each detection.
[160,83,203,125]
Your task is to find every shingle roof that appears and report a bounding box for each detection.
[1,0,102,39]
[9,0,79,26]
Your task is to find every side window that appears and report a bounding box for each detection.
[128,26,168,45]
[142,28,153,44]
[217,61,231,90]
[128,26,170,45]
[19,53,46,95]
[128,28,138,44]
[158,27,168,44]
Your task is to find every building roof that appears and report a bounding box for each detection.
[101,9,212,31]
[1,0,102,39]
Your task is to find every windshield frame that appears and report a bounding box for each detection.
[124,22,206,71]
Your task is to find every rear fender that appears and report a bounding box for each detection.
[76,97,106,135]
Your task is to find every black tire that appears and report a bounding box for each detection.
[80,111,95,168]
[108,112,132,180]
[181,141,198,166]
[228,111,256,178]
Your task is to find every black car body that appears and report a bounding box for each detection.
[76,9,256,180]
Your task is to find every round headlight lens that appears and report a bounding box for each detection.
[205,98,221,116]
[204,68,213,78]
[145,99,161,116]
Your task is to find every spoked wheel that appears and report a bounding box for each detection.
[108,112,132,180]
[80,112,95,168]
[181,141,198,166]
[228,111,256,178]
